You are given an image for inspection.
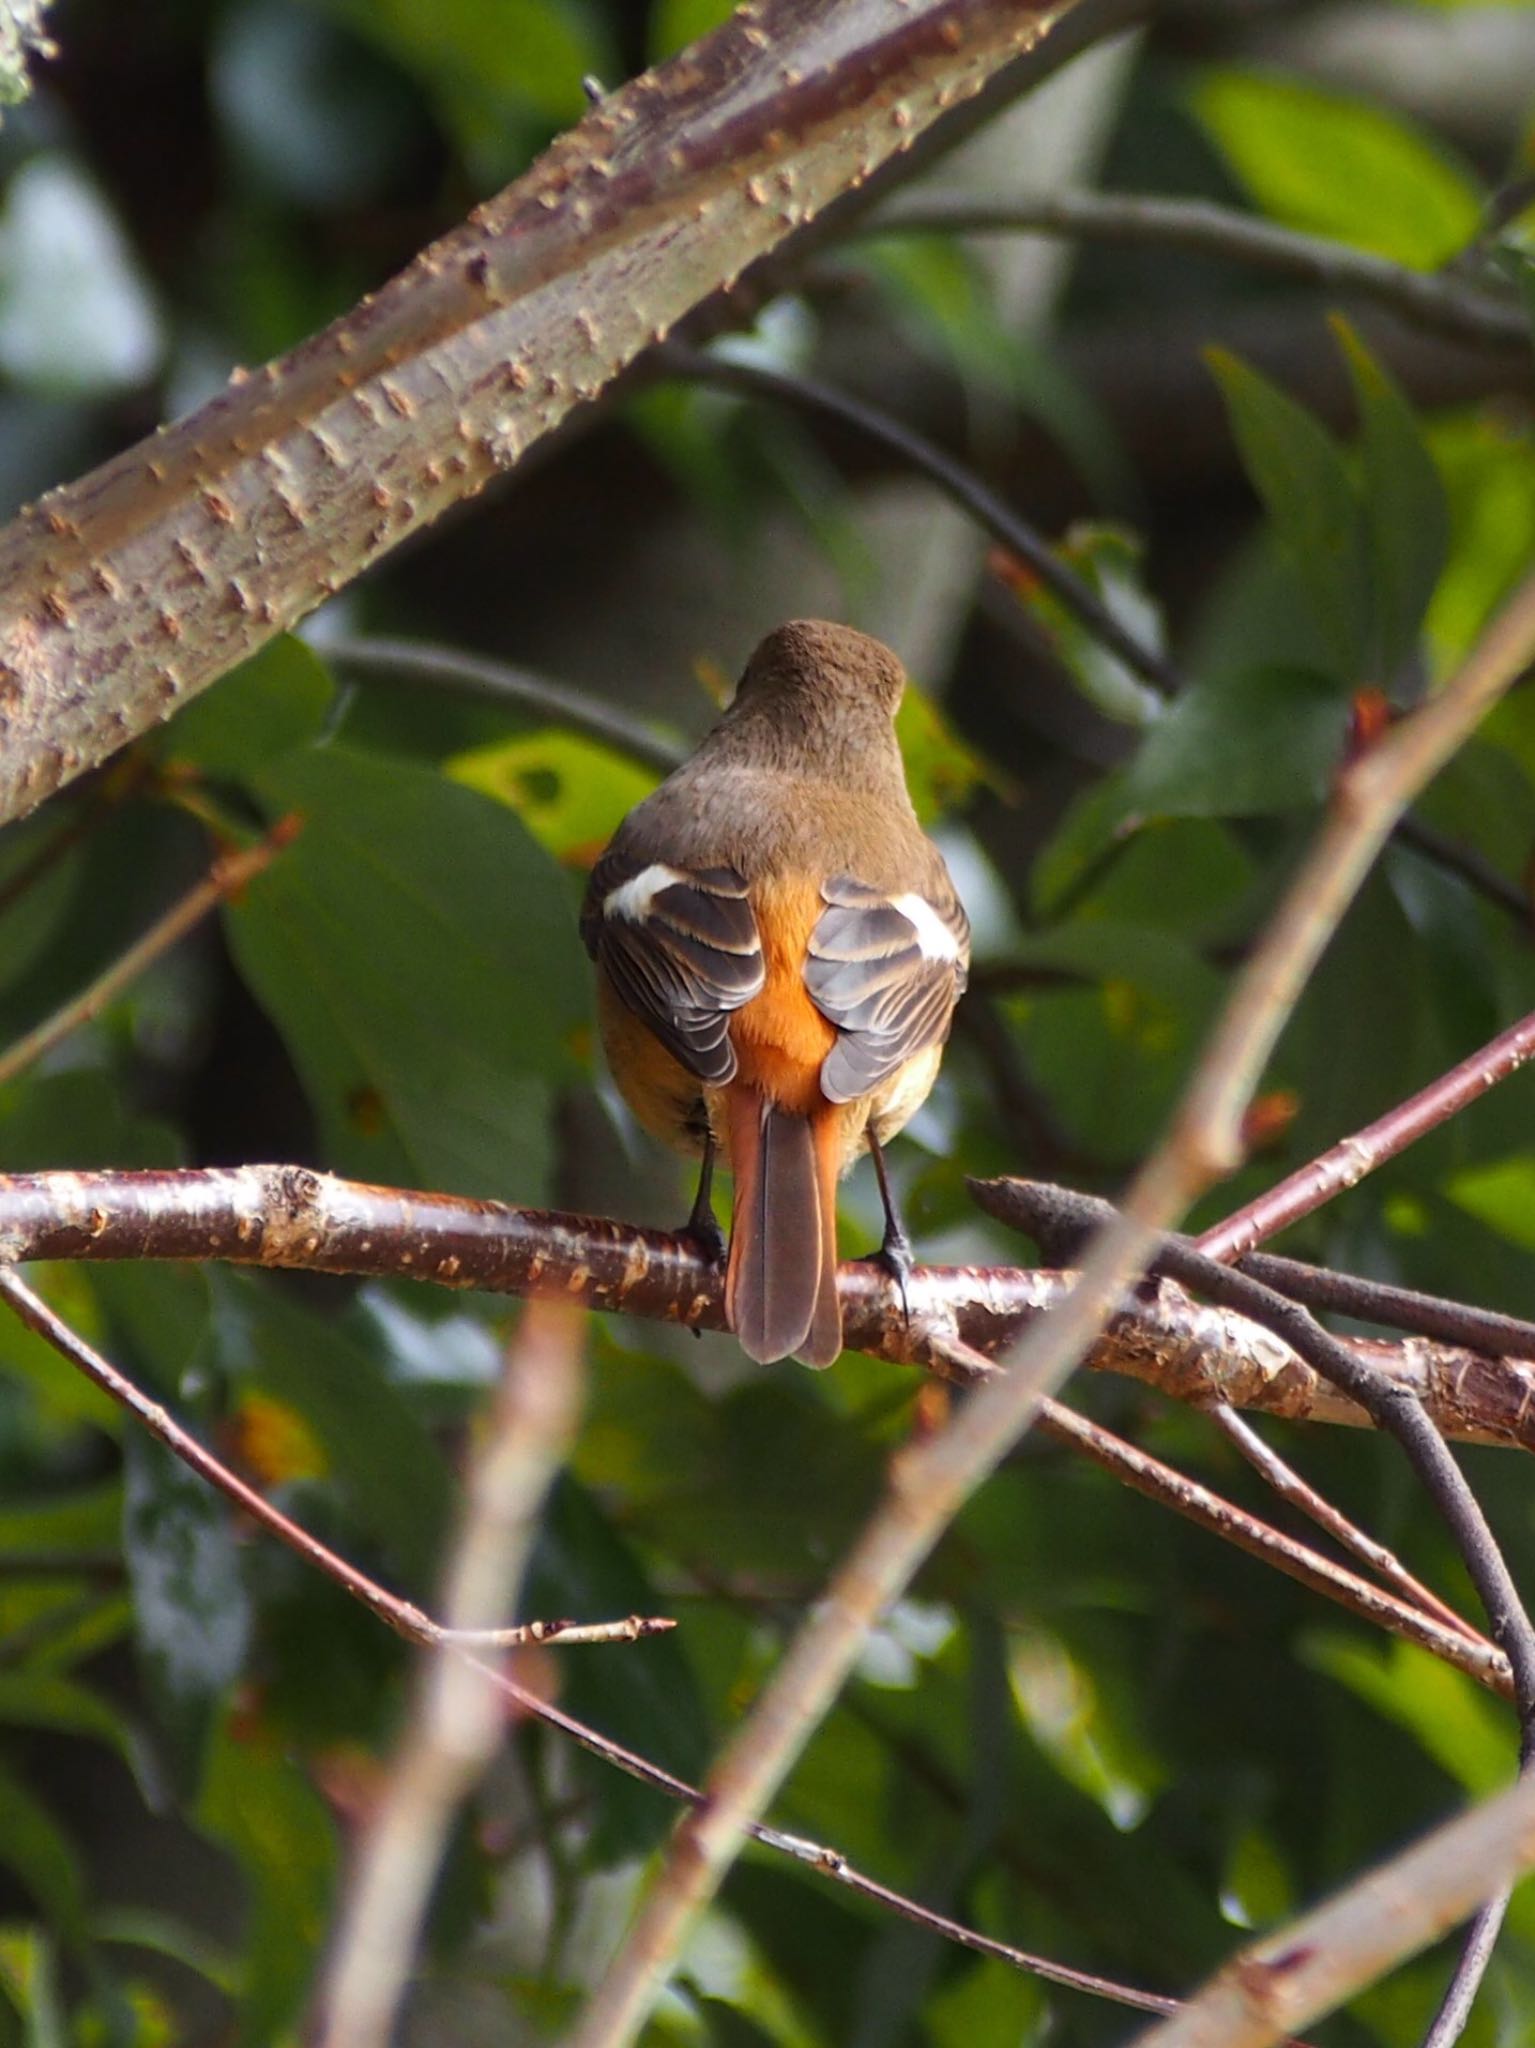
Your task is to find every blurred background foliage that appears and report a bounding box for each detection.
[0,0,1534,2042]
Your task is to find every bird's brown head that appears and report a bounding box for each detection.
[734,620,907,722]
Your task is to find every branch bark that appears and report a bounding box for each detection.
[0,0,1078,828]
[4,1164,1535,1450]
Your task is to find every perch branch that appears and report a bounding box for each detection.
[4,1165,1535,1449]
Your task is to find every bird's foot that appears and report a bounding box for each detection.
[864,1224,915,1326]
[682,1203,728,1269]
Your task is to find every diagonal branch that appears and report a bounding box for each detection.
[0,0,1082,829]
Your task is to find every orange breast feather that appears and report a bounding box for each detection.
[729,874,835,1116]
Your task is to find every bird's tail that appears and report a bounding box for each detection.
[723,1090,842,1367]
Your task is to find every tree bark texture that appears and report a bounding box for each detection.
[0,0,1075,827]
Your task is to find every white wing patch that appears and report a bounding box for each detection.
[890,891,964,963]
[604,862,689,923]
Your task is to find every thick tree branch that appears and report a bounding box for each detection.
[4,1164,1535,1450]
[0,0,1078,828]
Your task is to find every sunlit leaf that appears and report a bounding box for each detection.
[1192,69,1483,267]
[447,727,658,864]
[1443,1155,1535,1250]
[1303,1634,1511,1797]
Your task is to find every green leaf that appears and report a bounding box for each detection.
[0,1672,159,1805]
[1332,316,1450,677]
[1219,1824,1295,1930]
[0,1765,88,1944]
[231,1274,454,1592]
[0,1925,68,2048]
[1191,69,1483,267]
[895,684,990,823]
[1443,1155,1535,1250]
[122,1433,251,1788]
[527,1474,711,1864]
[999,525,1166,726]
[1007,1625,1167,1830]
[1208,348,1372,678]
[196,1713,336,2047]
[1123,665,1349,818]
[447,728,658,863]
[229,744,587,1200]
[1423,411,1535,674]
[1303,1634,1511,1797]
[157,636,334,777]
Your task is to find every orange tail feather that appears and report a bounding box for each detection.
[723,1088,843,1367]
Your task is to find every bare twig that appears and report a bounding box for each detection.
[985,1183,1535,1705]
[1205,1407,1476,1642]
[318,1301,585,2048]
[0,818,299,1090]
[322,635,686,776]
[1198,1005,1535,1261]
[1036,1401,1503,1692]
[850,189,1530,350]
[654,340,1180,695]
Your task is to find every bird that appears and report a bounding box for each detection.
[580,619,970,1367]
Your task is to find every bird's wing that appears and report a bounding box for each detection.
[805,874,970,1102]
[581,851,765,1083]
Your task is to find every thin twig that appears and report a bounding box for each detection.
[0,1268,637,1657]
[0,1268,1177,2026]
[1205,1407,1476,1641]
[318,1301,585,2048]
[322,636,687,775]
[0,818,300,1092]
[851,190,1530,350]
[1198,1005,1535,1261]
[991,1186,1535,1702]
[1035,1401,1504,1692]
[654,341,1181,696]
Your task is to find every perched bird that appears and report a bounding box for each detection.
[581,620,970,1366]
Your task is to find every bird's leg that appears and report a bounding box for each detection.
[866,1132,913,1324]
[683,1130,727,1265]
